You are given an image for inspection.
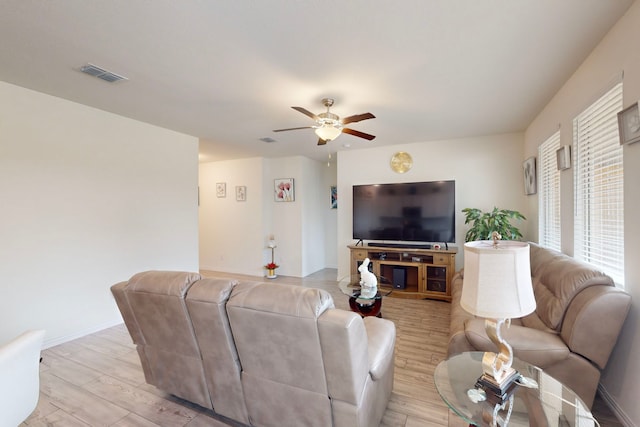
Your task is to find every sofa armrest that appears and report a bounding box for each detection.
[363,317,396,380]
[560,285,631,369]
[111,281,144,344]
[464,318,569,369]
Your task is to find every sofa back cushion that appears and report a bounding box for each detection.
[227,281,335,427]
[185,277,249,424]
[524,243,614,332]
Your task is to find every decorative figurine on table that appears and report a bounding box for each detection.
[358,258,378,298]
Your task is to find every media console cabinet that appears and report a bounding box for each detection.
[348,244,457,301]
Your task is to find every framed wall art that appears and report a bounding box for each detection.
[556,145,571,171]
[330,186,337,209]
[216,182,226,198]
[523,157,537,195]
[618,101,640,145]
[236,186,246,201]
[274,178,294,202]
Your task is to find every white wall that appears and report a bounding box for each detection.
[336,133,527,278]
[199,156,334,278]
[198,157,266,276]
[324,161,338,269]
[0,81,199,348]
[525,3,640,425]
[300,157,328,276]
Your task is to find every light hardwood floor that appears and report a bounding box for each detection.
[23,269,622,426]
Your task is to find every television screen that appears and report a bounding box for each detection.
[352,180,455,243]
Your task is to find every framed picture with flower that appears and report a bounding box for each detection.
[236,186,246,201]
[216,182,226,198]
[274,178,294,202]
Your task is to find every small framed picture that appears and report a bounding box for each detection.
[556,145,571,171]
[618,102,640,145]
[216,182,226,198]
[274,178,294,202]
[330,186,337,209]
[523,157,537,195]
[236,186,246,201]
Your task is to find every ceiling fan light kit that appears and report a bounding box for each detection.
[315,124,342,142]
[273,98,376,146]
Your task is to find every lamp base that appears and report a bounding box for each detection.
[475,370,520,404]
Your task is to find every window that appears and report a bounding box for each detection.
[538,131,561,251]
[573,82,624,285]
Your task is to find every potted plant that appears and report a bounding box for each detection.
[462,207,526,242]
[265,262,279,279]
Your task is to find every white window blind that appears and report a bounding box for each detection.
[573,82,624,286]
[538,131,561,251]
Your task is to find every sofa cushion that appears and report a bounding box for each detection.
[525,243,614,331]
[464,318,570,368]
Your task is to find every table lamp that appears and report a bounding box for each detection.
[267,236,277,264]
[460,236,535,400]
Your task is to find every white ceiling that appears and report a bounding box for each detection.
[0,0,634,163]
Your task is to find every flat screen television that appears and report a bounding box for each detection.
[352,180,455,243]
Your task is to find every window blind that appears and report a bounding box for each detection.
[573,82,624,286]
[538,131,561,251]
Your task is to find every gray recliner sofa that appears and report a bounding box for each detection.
[448,242,631,408]
[111,271,396,427]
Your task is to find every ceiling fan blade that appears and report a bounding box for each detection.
[317,138,327,146]
[341,112,375,125]
[342,128,376,141]
[291,106,318,120]
[273,126,313,132]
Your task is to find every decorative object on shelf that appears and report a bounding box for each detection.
[460,236,535,401]
[390,151,413,173]
[330,186,337,209]
[523,156,536,195]
[236,186,246,201]
[274,178,295,202]
[556,145,571,170]
[216,182,226,198]
[462,207,526,242]
[265,236,278,278]
[358,258,377,298]
[618,101,640,145]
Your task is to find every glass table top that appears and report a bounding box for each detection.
[434,352,595,427]
[338,274,392,300]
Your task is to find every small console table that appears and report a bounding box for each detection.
[348,244,456,301]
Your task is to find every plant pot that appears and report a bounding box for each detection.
[266,268,277,279]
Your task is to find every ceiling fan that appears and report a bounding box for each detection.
[273,98,376,146]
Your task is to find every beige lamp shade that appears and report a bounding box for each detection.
[461,241,535,319]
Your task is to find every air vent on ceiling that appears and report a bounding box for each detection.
[79,63,128,83]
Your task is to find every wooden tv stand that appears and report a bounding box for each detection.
[348,244,457,301]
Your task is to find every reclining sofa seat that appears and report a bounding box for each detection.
[111,271,250,422]
[448,242,632,408]
[111,271,212,409]
[226,281,396,427]
[112,272,396,427]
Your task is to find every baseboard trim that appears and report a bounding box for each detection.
[42,319,124,349]
[598,384,636,427]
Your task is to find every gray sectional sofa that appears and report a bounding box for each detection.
[111,271,396,427]
[448,242,631,408]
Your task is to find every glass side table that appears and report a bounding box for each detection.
[338,275,392,318]
[434,352,596,427]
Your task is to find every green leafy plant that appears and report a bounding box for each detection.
[462,207,526,242]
